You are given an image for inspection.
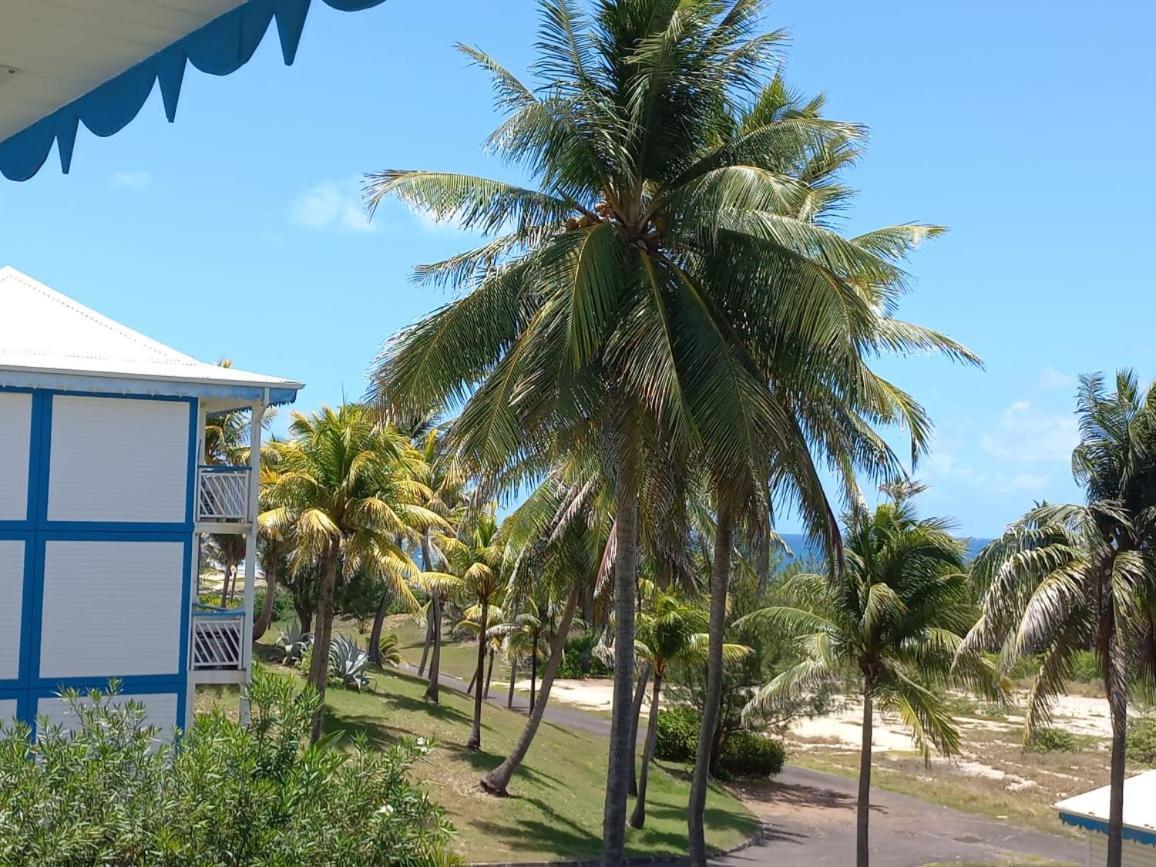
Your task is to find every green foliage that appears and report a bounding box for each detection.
[1026,726,1082,754]
[653,707,703,764]
[1070,650,1101,683]
[334,571,387,625]
[1127,718,1156,767]
[254,585,294,625]
[378,633,404,667]
[557,632,612,680]
[0,669,458,865]
[717,732,786,778]
[329,634,370,690]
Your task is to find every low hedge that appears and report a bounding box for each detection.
[653,706,785,777]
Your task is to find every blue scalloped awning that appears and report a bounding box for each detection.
[0,0,388,182]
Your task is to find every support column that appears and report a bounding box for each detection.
[238,397,264,726]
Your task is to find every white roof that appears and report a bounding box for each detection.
[0,266,302,403]
[0,0,242,142]
[1055,770,1156,832]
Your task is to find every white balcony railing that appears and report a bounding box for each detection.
[191,606,245,670]
[196,465,251,522]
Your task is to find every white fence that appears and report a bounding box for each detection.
[191,607,245,670]
[196,466,250,522]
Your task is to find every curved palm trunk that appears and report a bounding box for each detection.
[629,669,662,828]
[308,550,340,743]
[418,532,435,676]
[507,657,518,708]
[423,594,443,703]
[688,501,733,865]
[602,461,638,866]
[628,663,652,797]
[367,585,391,666]
[466,598,489,750]
[529,642,538,711]
[484,646,496,699]
[857,683,874,867]
[481,586,579,795]
[1106,629,1127,867]
[252,558,278,641]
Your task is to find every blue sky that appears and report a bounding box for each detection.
[2,0,1154,537]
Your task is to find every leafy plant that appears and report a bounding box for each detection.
[377,633,403,668]
[1128,718,1156,766]
[654,707,702,764]
[0,670,458,865]
[328,634,370,690]
[557,632,612,680]
[718,732,786,778]
[1026,726,1082,754]
[273,620,313,666]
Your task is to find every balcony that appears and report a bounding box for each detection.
[191,605,245,671]
[196,465,251,523]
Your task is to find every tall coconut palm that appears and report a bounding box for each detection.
[739,486,1006,867]
[253,438,288,641]
[366,2,973,857]
[261,404,437,740]
[631,591,748,829]
[430,508,505,750]
[963,371,1156,867]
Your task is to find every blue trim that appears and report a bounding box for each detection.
[1059,812,1156,847]
[0,0,390,181]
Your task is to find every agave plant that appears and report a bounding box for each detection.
[329,634,370,690]
[274,620,313,666]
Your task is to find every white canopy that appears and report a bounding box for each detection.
[1055,770,1156,835]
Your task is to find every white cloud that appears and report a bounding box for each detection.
[1039,366,1076,391]
[289,182,375,233]
[923,449,1051,496]
[109,170,152,190]
[980,400,1078,463]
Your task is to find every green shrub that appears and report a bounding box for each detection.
[718,732,786,777]
[557,632,613,679]
[254,585,294,625]
[0,669,458,865]
[1128,718,1156,766]
[1027,726,1082,753]
[1069,650,1101,683]
[653,706,701,763]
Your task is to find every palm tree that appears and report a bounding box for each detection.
[261,404,437,740]
[366,3,973,858]
[431,508,505,750]
[739,486,1005,867]
[963,371,1156,867]
[631,591,747,829]
[253,439,288,641]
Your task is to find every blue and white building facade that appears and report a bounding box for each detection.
[0,266,302,732]
[1056,770,1156,866]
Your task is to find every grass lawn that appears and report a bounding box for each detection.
[200,652,756,863]
[387,614,516,686]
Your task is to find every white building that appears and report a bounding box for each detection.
[0,266,302,732]
[1055,771,1156,866]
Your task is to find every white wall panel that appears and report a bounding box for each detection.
[48,396,190,524]
[36,692,178,739]
[0,541,23,679]
[39,540,183,678]
[0,393,31,521]
[0,699,16,724]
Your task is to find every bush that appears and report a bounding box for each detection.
[556,632,613,679]
[1070,650,1101,683]
[254,585,294,625]
[653,706,701,763]
[0,669,458,865]
[1128,718,1156,767]
[1027,726,1082,754]
[718,732,786,778]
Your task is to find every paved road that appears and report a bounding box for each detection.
[405,664,1082,866]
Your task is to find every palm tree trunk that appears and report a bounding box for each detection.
[423,593,443,703]
[688,500,733,865]
[1106,629,1128,867]
[466,598,489,750]
[218,558,233,608]
[252,558,278,641]
[529,642,538,712]
[602,459,639,866]
[628,663,652,797]
[507,657,518,708]
[367,585,391,666]
[484,646,496,699]
[629,669,662,829]
[308,550,340,743]
[857,682,874,867]
[417,532,434,675]
[481,586,579,795]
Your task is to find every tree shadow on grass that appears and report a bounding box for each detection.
[467,795,602,858]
